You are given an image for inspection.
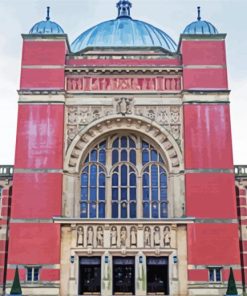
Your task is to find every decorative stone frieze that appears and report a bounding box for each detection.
[66,104,182,146]
[66,75,182,92]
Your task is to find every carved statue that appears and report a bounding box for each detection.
[97,227,104,247]
[116,98,132,115]
[130,227,137,246]
[77,226,84,246]
[144,227,151,247]
[120,227,127,247]
[163,226,171,247]
[87,227,94,246]
[111,227,117,246]
[154,227,160,246]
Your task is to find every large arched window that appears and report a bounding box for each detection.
[80,135,168,219]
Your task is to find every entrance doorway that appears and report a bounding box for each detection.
[113,257,135,295]
[78,257,101,295]
[147,257,169,295]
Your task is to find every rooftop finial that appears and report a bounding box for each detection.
[46,6,50,21]
[197,6,201,21]
[116,0,132,18]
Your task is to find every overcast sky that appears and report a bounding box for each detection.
[0,0,247,165]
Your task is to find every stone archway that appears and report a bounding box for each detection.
[64,115,183,174]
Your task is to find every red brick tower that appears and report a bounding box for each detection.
[7,8,67,295]
[180,6,241,294]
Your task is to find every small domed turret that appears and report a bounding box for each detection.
[183,7,218,35]
[29,7,64,35]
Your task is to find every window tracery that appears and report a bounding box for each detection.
[80,135,168,219]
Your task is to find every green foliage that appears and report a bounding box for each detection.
[226,267,238,295]
[10,266,22,295]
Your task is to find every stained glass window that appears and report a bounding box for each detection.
[80,136,168,219]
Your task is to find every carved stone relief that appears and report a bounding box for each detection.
[66,104,181,146]
[74,224,175,249]
[66,76,181,92]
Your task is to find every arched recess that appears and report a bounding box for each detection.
[64,115,183,174]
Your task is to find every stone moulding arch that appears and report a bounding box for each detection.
[64,115,183,174]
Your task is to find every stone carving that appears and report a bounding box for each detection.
[130,227,137,246]
[144,227,151,247]
[73,224,174,250]
[66,76,182,92]
[111,226,117,246]
[66,105,181,145]
[77,226,84,246]
[97,226,104,247]
[116,98,132,115]
[154,227,160,247]
[163,226,171,248]
[120,227,127,247]
[87,227,94,246]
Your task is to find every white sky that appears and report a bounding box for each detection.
[0,0,246,165]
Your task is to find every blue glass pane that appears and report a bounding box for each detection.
[90,150,97,161]
[130,203,136,218]
[143,202,150,218]
[142,150,149,164]
[99,149,106,164]
[151,150,158,161]
[129,138,136,148]
[81,173,88,186]
[130,150,136,165]
[142,141,149,148]
[121,165,127,186]
[112,150,119,164]
[81,202,87,218]
[90,165,97,186]
[81,188,88,201]
[99,173,105,186]
[151,165,158,186]
[152,202,158,218]
[121,137,127,148]
[143,173,149,186]
[209,269,214,282]
[90,202,97,218]
[90,188,97,201]
[216,269,221,282]
[99,202,105,218]
[112,174,118,186]
[152,188,158,201]
[160,173,167,187]
[130,188,136,200]
[99,141,106,149]
[159,154,164,163]
[130,173,136,186]
[121,202,127,218]
[121,188,127,200]
[161,203,167,218]
[112,188,118,200]
[160,188,167,201]
[83,166,89,173]
[143,188,149,200]
[113,138,119,148]
[99,188,105,201]
[85,156,89,163]
[121,150,128,161]
[112,203,118,218]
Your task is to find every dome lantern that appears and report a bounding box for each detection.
[183,6,219,35]
[29,6,64,35]
[116,0,132,18]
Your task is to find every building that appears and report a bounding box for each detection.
[1,1,246,295]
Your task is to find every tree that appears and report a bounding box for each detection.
[226,267,238,295]
[10,266,22,295]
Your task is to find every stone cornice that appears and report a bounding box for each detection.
[65,67,182,75]
[53,217,195,225]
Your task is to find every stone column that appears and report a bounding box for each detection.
[135,252,146,296]
[101,252,112,296]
